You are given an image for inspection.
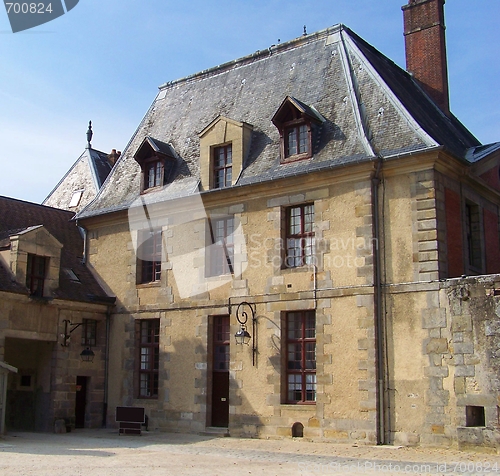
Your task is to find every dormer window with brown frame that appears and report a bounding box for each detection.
[213,144,233,189]
[199,116,253,191]
[26,254,47,297]
[145,159,163,190]
[133,136,177,193]
[272,96,324,164]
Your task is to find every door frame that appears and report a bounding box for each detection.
[75,376,88,428]
[208,315,230,428]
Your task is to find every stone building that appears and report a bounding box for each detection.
[39,0,500,449]
[0,197,114,432]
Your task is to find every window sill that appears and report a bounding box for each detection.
[28,294,52,303]
[140,185,163,195]
[204,273,233,281]
[467,266,484,276]
[281,403,316,409]
[281,265,315,274]
[280,153,312,165]
[136,282,161,289]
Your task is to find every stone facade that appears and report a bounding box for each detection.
[70,6,500,450]
[83,150,500,448]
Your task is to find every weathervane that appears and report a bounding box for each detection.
[86,120,93,148]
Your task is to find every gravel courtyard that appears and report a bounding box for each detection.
[1,429,500,475]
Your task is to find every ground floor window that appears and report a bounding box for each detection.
[285,310,316,403]
[137,319,160,398]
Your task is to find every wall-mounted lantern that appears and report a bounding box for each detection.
[61,319,95,363]
[234,301,257,365]
[80,347,95,363]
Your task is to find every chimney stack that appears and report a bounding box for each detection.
[402,0,450,115]
[108,149,121,166]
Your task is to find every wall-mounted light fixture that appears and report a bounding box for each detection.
[80,347,95,363]
[61,319,95,363]
[234,301,256,366]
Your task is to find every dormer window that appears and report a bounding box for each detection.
[272,96,324,164]
[26,254,47,297]
[286,124,308,158]
[145,160,163,190]
[199,116,253,191]
[213,144,232,189]
[133,137,176,193]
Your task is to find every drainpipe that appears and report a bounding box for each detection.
[76,219,88,265]
[372,158,386,444]
[313,264,317,309]
[102,305,111,427]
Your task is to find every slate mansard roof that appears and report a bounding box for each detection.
[0,196,113,304]
[78,24,483,218]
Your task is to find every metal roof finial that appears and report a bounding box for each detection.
[303,25,307,36]
[86,121,93,148]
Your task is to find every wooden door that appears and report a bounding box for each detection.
[211,316,229,427]
[75,376,87,428]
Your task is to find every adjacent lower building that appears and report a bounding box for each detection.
[0,197,114,432]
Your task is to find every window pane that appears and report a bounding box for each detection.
[140,347,150,369]
[287,343,302,369]
[215,149,224,167]
[138,229,162,283]
[285,204,314,268]
[140,374,149,396]
[214,345,229,370]
[148,166,154,188]
[213,145,232,189]
[286,312,316,403]
[288,374,302,402]
[287,313,301,339]
[286,128,297,156]
[138,319,160,398]
[81,319,97,346]
[289,207,301,235]
[209,217,235,276]
[305,342,316,369]
[298,125,308,153]
[305,374,317,401]
[155,162,162,186]
[304,205,314,232]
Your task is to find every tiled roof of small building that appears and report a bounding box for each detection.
[89,148,113,188]
[0,196,114,304]
[78,24,481,219]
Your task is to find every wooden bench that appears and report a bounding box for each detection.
[115,406,145,435]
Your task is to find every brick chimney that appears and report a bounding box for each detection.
[108,149,121,166]
[402,0,449,114]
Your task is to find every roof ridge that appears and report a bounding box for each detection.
[0,195,75,215]
[158,24,344,91]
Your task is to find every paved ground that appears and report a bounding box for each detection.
[1,429,500,475]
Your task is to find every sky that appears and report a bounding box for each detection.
[0,0,498,204]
